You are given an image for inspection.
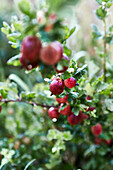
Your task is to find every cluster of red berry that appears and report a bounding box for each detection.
[18,33,97,127]
[48,97,89,126]
[49,76,79,125]
[20,35,86,125]
[49,80,96,125]
[49,76,76,95]
[20,36,69,72]
[48,77,94,125]
[48,98,96,126]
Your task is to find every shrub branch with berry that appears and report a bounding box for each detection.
[0,0,113,169]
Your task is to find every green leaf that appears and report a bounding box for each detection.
[72,107,79,116]
[92,24,102,39]
[65,27,76,40]
[9,74,29,92]
[92,75,104,87]
[56,57,69,71]
[1,22,11,36]
[96,7,107,20]
[106,35,113,44]
[3,21,10,28]
[96,0,102,5]
[7,54,21,66]
[62,71,71,80]
[59,103,67,112]
[106,2,113,7]
[99,132,110,140]
[74,64,87,79]
[18,0,31,16]
[84,145,97,156]
[57,92,67,98]
[11,16,23,32]
[69,59,77,69]
[95,47,105,58]
[21,91,26,99]
[47,129,62,141]
[47,0,79,12]
[69,92,79,99]
[63,131,72,141]
[109,25,113,32]
[72,51,87,62]
[26,92,36,99]
[1,27,10,36]
[96,0,113,7]
[60,57,69,67]
[63,45,71,56]
[45,154,62,169]
[104,99,113,111]
[8,41,20,48]
[24,159,36,170]
[0,89,8,99]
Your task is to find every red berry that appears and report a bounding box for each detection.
[55,54,69,73]
[91,123,102,136]
[86,95,92,100]
[64,77,76,89]
[78,110,88,123]
[0,154,2,161]
[0,95,2,112]
[0,106,2,112]
[21,36,41,60]
[59,102,71,116]
[67,113,79,125]
[55,94,68,103]
[50,78,65,95]
[20,36,42,70]
[0,95,2,100]
[48,107,60,119]
[94,137,103,145]
[20,56,39,70]
[40,41,63,65]
[104,139,112,145]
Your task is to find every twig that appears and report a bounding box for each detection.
[103,19,107,82]
[0,99,55,108]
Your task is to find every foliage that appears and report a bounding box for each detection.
[0,0,113,169]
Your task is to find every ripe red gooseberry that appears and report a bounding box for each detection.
[78,110,88,123]
[40,41,63,65]
[20,36,42,70]
[67,112,79,125]
[48,107,60,119]
[50,78,65,95]
[64,77,76,89]
[55,94,68,103]
[91,123,102,136]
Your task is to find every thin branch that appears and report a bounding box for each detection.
[0,99,55,108]
[8,65,23,69]
[103,19,107,82]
